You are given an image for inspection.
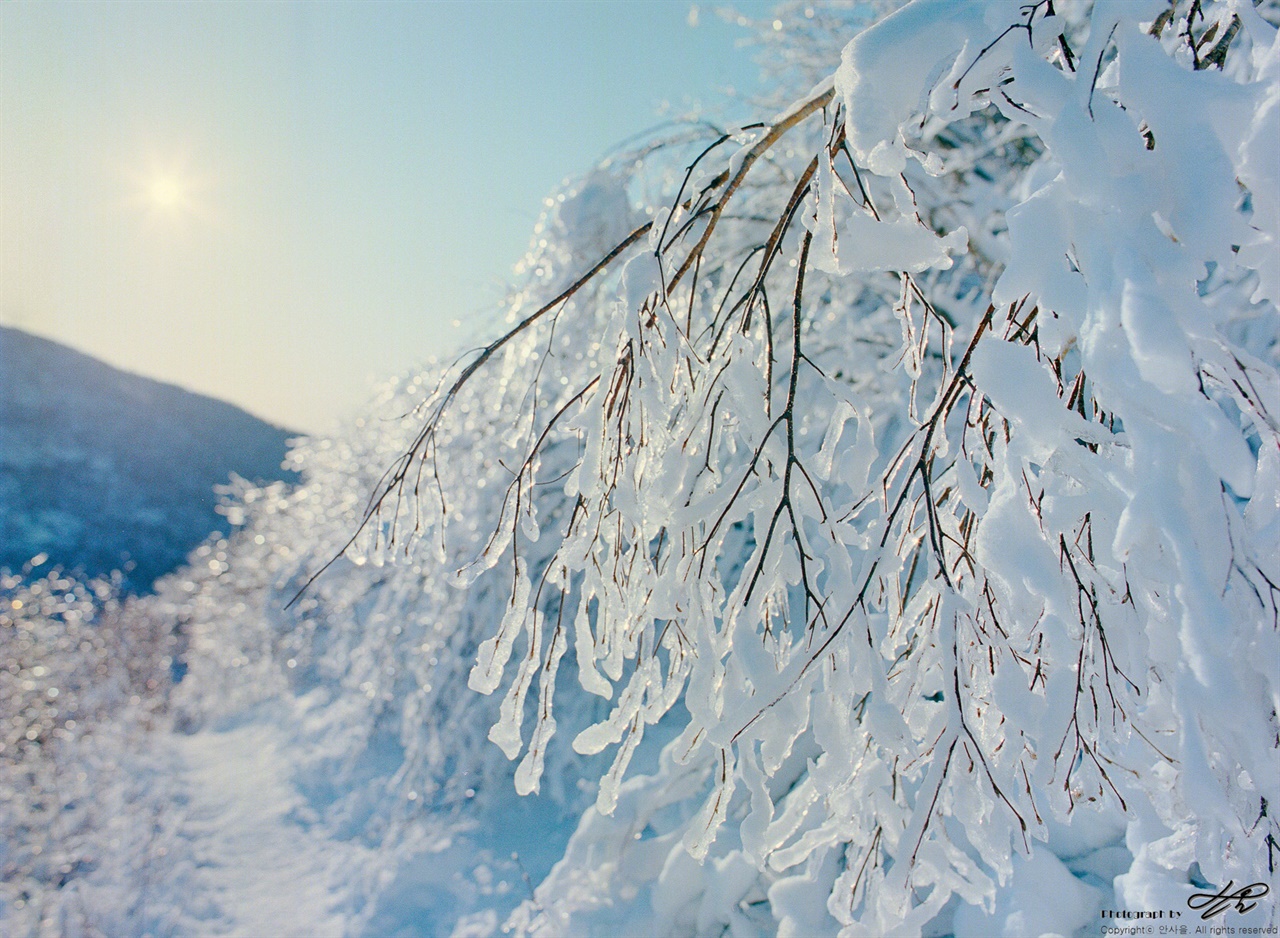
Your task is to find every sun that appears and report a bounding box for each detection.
[127,157,211,225]
[147,174,188,211]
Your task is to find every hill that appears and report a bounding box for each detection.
[0,326,300,590]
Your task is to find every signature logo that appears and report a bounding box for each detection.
[1186,881,1271,920]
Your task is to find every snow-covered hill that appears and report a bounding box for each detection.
[0,326,300,590]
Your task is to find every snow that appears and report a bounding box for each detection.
[1238,27,1280,308]
[818,208,969,276]
[168,719,351,937]
[952,848,1101,938]
[835,0,1009,174]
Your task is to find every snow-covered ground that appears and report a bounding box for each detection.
[152,687,588,937]
[168,718,352,937]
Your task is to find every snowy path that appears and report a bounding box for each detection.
[168,721,353,937]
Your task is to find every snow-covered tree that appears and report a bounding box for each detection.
[329,0,1280,932]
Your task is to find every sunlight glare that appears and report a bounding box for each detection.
[148,174,187,211]
[128,158,210,226]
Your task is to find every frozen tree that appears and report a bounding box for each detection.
[329,0,1280,933]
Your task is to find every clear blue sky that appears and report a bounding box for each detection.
[2,0,777,433]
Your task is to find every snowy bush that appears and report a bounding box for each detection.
[0,572,185,936]
[336,0,1280,932]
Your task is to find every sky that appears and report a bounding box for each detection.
[1,0,777,434]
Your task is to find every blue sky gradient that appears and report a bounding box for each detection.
[2,0,774,432]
